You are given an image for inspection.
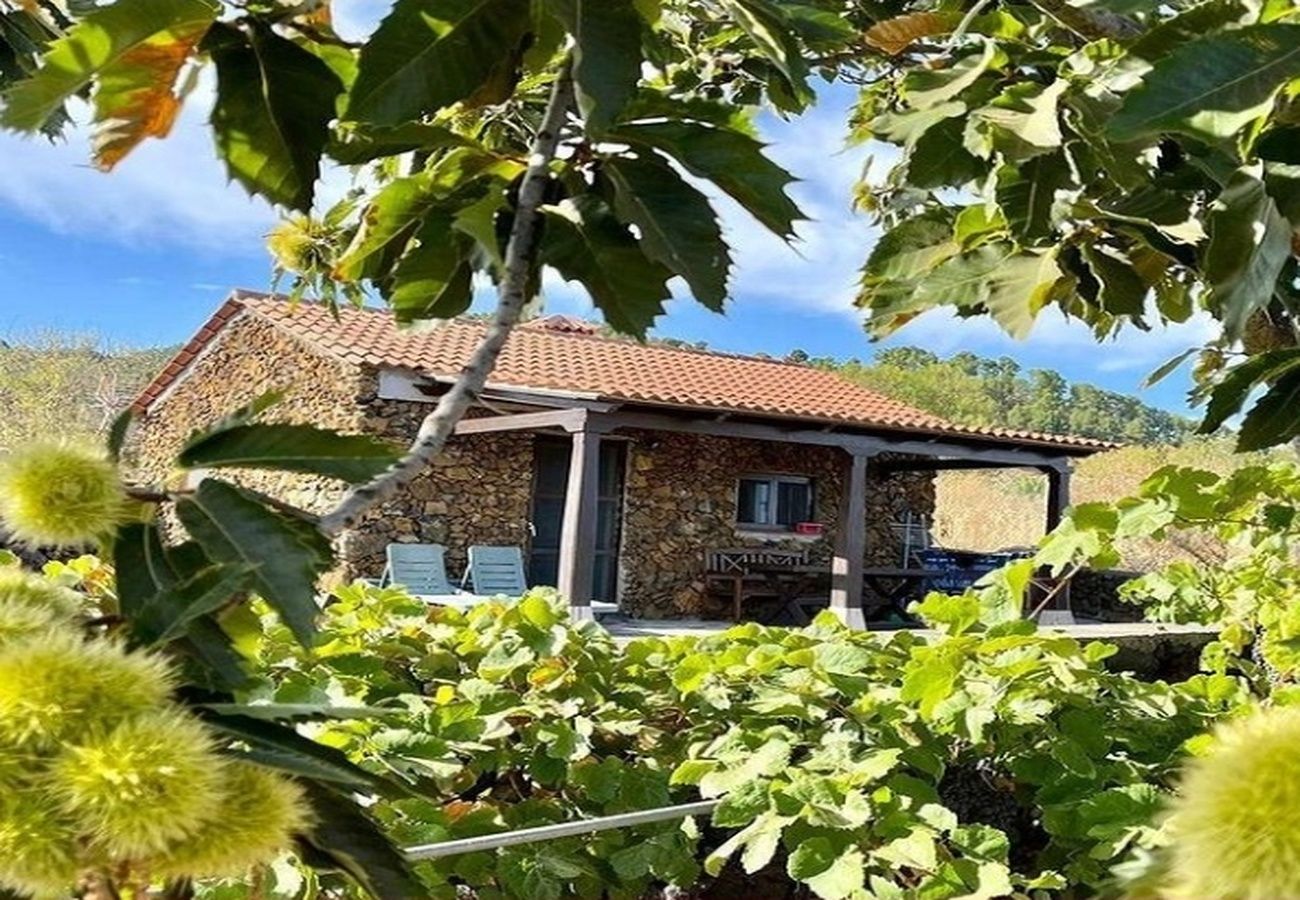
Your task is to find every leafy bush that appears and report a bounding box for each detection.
[0,397,427,897]
[1039,462,1300,682]
[2,419,1296,898]
[226,582,1242,899]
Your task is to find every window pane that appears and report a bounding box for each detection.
[596,498,619,549]
[532,498,565,546]
[593,554,615,603]
[531,552,559,589]
[738,479,772,524]
[534,440,570,494]
[776,481,811,525]
[598,443,626,496]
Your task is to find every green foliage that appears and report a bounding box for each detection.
[1166,706,1300,898]
[0,423,1279,899]
[602,154,731,310]
[175,479,329,646]
[613,118,803,240]
[1041,460,1300,685]
[0,2,74,136]
[9,3,1300,895]
[1,0,818,340]
[816,346,1194,444]
[550,0,642,134]
[346,0,531,127]
[1198,347,1300,450]
[1109,25,1300,143]
[851,0,1300,448]
[0,0,218,154]
[0,393,416,896]
[205,19,343,211]
[0,334,173,450]
[0,577,313,895]
[540,194,673,338]
[179,420,400,483]
[225,582,1237,899]
[0,442,127,548]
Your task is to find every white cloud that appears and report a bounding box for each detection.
[0,90,271,253]
[714,91,881,317]
[0,70,362,255]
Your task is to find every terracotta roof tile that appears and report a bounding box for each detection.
[133,292,1114,454]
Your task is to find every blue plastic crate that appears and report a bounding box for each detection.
[918,548,1028,593]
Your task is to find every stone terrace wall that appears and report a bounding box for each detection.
[131,312,371,518]
[338,397,534,583]
[620,430,936,617]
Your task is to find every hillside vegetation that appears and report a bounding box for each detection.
[931,439,1279,570]
[808,346,1193,445]
[0,335,174,450]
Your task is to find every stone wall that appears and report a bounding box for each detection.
[619,430,936,617]
[339,396,534,582]
[130,312,371,532]
[128,314,532,589]
[1069,569,1145,622]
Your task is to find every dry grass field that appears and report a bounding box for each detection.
[932,437,1280,571]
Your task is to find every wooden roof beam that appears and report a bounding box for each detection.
[453,408,590,435]
[587,410,1072,467]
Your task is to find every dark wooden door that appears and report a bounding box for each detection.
[528,437,626,602]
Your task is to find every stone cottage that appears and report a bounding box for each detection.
[131,292,1108,624]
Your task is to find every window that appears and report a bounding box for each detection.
[736,475,813,529]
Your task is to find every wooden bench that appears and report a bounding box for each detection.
[704,547,818,621]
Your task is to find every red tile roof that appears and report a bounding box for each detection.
[133,292,1113,454]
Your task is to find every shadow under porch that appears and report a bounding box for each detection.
[452,405,1079,628]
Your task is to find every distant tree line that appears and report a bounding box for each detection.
[0,329,1187,450]
[787,347,1193,446]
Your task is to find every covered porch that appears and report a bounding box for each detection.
[452,401,1082,628]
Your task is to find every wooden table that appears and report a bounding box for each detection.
[706,563,946,626]
[861,567,945,621]
[747,563,828,625]
[705,563,827,623]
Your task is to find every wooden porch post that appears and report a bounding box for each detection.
[830,451,870,629]
[557,427,600,620]
[1038,461,1074,625]
[1044,462,1071,533]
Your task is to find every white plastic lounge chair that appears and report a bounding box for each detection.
[462,545,622,616]
[463,545,530,597]
[590,598,620,617]
[382,543,480,609]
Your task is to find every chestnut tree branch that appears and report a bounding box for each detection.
[318,59,576,536]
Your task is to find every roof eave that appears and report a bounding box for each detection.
[433,383,1112,456]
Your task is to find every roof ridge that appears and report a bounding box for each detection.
[231,292,945,418]
[522,320,838,372]
[235,290,840,373]
[228,289,369,369]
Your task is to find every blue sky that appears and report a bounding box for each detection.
[0,6,1214,412]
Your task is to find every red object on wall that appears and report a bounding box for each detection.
[795,522,824,536]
